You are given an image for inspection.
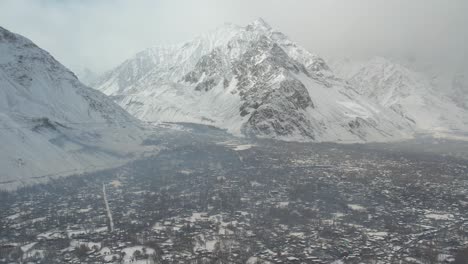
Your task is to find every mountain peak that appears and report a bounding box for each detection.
[247,18,272,31]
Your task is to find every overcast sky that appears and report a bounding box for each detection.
[0,0,467,74]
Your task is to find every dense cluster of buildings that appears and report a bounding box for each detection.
[1,128,467,263]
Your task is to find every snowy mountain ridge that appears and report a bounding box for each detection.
[331,57,468,137]
[95,18,414,142]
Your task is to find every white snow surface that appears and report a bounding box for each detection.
[347,204,366,212]
[425,213,454,220]
[121,246,155,263]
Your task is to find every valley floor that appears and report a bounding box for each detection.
[0,123,467,264]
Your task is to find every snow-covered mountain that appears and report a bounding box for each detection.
[0,26,145,189]
[94,18,413,142]
[331,57,468,137]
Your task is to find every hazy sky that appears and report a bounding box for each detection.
[1,0,467,74]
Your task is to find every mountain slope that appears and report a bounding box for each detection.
[95,19,413,142]
[336,57,468,136]
[0,26,145,189]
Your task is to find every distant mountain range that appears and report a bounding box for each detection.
[330,57,468,138]
[93,18,435,142]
